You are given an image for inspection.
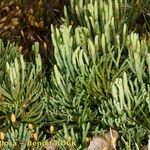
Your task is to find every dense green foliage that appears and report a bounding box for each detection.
[0,0,149,150]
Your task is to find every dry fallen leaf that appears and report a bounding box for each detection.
[105,128,119,149]
[88,136,110,150]
[88,128,119,150]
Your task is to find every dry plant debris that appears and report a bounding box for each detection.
[88,129,119,150]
